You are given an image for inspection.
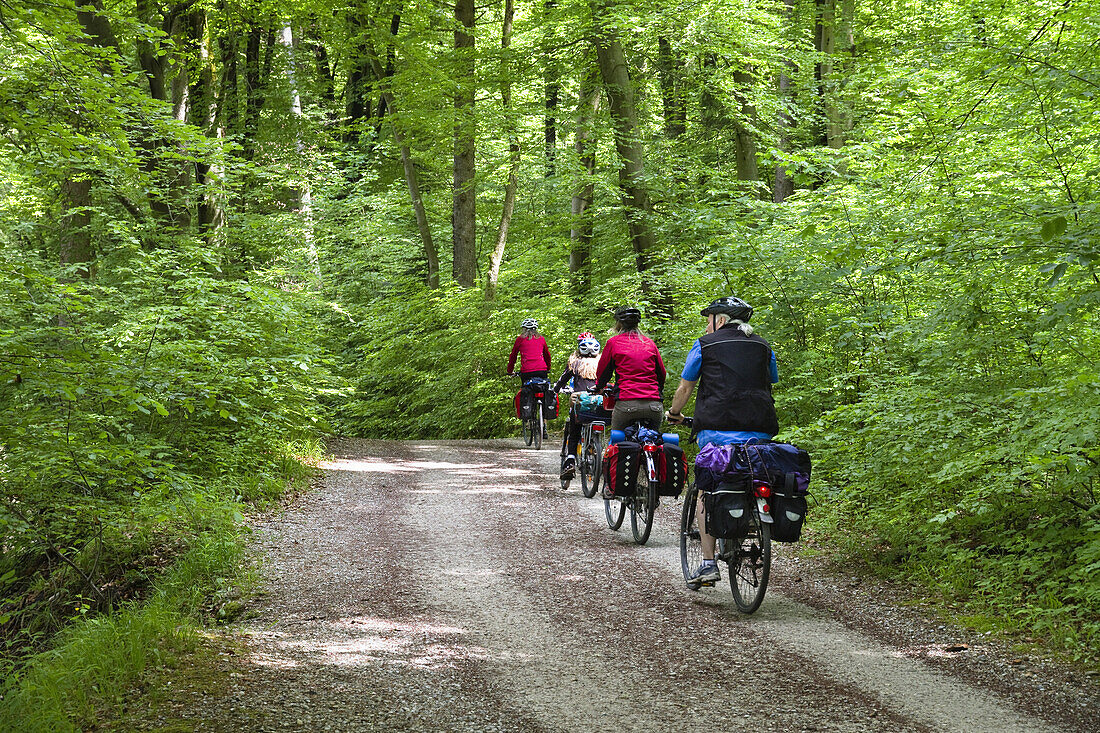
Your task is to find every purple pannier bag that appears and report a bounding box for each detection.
[694,443,736,473]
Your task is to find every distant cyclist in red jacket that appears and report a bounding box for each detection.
[593,307,666,430]
[506,317,551,381]
[507,318,553,438]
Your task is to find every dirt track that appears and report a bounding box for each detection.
[169,438,1099,732]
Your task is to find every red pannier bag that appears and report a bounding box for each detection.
[514,391,536,420]
[602,441,641,497]
[657,443,688,497]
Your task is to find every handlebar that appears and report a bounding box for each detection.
[665,413,694,428]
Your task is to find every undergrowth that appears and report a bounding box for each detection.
[0,438,322,732]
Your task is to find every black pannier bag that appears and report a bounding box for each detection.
[769,474,807,542]
[603,441,641,497]
[542,391,560,419]
[657,443,688,496]
[703,477,753,539]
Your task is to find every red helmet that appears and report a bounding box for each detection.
[577,331,594,341]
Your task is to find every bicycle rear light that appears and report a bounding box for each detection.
[591,424,604,432]
[642,443,659,453]
[753,483,771,498]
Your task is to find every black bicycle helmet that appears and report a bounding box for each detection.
[614,307,642,329]
[700,296,753,321]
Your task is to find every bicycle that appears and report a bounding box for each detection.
[557,387,574,490]
[578,415,607,498]
[676,420,772,613]
[603,420,666,544]
[563,391,608,498]
[513,376,550,450]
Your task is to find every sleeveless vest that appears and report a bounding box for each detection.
[693,326,779,435]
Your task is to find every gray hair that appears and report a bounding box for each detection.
[714,313,753,335]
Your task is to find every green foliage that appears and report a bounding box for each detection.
[2,0,1099,720]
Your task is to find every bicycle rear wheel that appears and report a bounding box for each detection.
[630,477,657,544]
[680,483,704,590]
[727,513,771,614]
[533,416,543,450]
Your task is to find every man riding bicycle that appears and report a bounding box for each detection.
[666,297,779,586]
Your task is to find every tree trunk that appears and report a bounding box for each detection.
[814,0,834,148]
[280,25,322,286]
[375,10,401,126]
[486,0,520,301]
[543,0,559,177]
[829,0,855,150]
[452,0,477,287]
[243,21,265,160]
[773,0,797,203]
[59,178,94,277]
[732,69,761,193]
[218,16,239,138]
[657,37,685,139]
[167,12,193,229]
[593,6,657,274]
[344,8,372,142]
[189,9,224,239]
[570,63,600,284]
[136,0,167,102]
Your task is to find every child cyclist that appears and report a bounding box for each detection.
[554,333,611,480]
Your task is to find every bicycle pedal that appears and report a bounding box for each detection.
[700,580,717,587]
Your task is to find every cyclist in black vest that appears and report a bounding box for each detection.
[667,296,779,585]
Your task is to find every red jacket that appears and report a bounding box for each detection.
[594,332,665,401]
[507,335,551,373]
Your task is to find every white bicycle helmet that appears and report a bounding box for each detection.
[521,317,538,329]
[578,337,600,356]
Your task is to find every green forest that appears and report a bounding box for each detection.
[2,0,1098,726]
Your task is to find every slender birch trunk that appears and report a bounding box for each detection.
[486,0,520,301]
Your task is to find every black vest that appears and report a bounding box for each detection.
[693,326,779,435]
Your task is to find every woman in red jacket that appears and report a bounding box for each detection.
[507,318,552,438]
[593,308,666,430]
[506,317,551,381]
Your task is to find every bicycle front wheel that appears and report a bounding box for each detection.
[604,496,626,530]
[590,434,603,496]
[680,483,703,589]
[580,433,599,498]
[728,514,771,614]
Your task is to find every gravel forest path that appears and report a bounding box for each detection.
[175,438,1099,732]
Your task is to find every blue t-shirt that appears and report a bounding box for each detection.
[681,338,779,447]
